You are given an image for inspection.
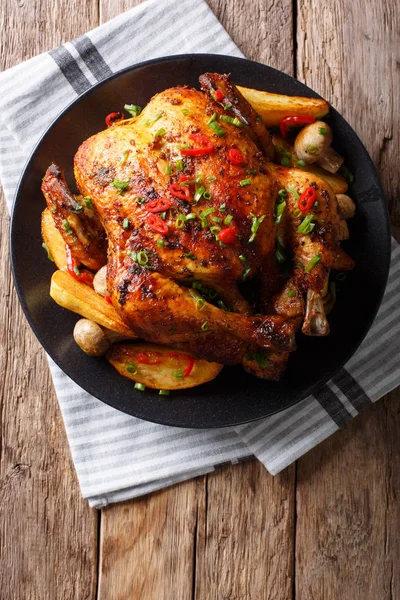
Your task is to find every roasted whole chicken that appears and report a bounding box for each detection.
[42,73,354,381]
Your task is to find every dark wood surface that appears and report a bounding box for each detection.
[0,0,399,598]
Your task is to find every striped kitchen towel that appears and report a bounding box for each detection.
[1,0,399,507]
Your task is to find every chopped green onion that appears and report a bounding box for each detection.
[185,252,196,260]
[51,205,57,212]
[200,207,215,219]
[207,175,217,183]
[120,150,130,166]
[240,178,252,187]
[137,250,149,265]
[73,266,80,276]
[287,290,297,297]
[255,348,269,369]
[126,362,137,374]
[278,189,287,199]
[286,184,299,199]
[297,214,316,234]
[194,185,206,202]
[122,217,130,230]
[210,225,221,235]
[186,212,197,221]
[224,103,232,110]
[134,382,146,391]
[172,370,184,379]
[208,121,226,137]
[239,254,247,263]
[292,208,303,219]
[207,112,218,125]
[128,250,137,261]
[62,219,71,233]
[175,213,186,229]
[159,389,170,396]
[42,242,54,262]
[339,164,354,184]
[157,239,165,248]
[217,299,229,311]
[111,178,129,192]
[203,191,211,200]
[219,203,226,212]
[274,200,286,225]
[160,211,167,220]
[137,196,146,205]
[275,240,287,263]
[145,112,163,126]
[305,254,321,272]
[224,215,233,225]
[201,321,208,331]
[195,174,202,184]
[220,115,243,127]
[211,216,222,223]
[154,127,166,138]
[307,145,318,154]
[124,104,142,117]
[190,291,206,311]
[281,157,290,167]
[165,164,173,174]
[175,159,184,172]
[181,108,191,116]
[241,265,252,281]
[84,196,93,208]
[297,160,306,167]
[248,214,266,243]
[319,127,328,135]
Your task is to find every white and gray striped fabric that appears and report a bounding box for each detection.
[1,0,399,507]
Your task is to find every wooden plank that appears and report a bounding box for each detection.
[97,2,296,599]
[195,461,295,600]
[296,1,400,597]
[98,479,202,600]
[0,1,99,599]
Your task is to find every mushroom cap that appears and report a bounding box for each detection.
[93,265,108,297]
[73,318,110,356]
[294,121,332,164]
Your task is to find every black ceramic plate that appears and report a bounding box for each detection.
[11,54,390,428]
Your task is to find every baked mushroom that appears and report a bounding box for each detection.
[336,194,356,219]
[93,265,108,297]
[294,121,344,173]
[73,318,111,356]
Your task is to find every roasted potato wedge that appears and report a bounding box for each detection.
[238,86,329,128]
[50,270,136,338]
[41,208,68,270]
[107,343,223,390]
[298,163,348,194]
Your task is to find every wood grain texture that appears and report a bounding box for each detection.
[194,462,295,600]
[0,1,99,599]
[296,2,400,598]
[98,479,202,600]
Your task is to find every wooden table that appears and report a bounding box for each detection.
[1,1,399,598]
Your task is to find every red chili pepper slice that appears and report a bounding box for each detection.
[166,352,195,377]
[105,295,112,304]
[136,352,163,365]
[168,184,190,200]
[181,134,214,157]
[214,89,224,101]
[217,227,237,244]
[179,175,191,182]
[147,197,172,212]
[279,115,316,139]
[228,148,244,165]
[105,112,124,127]
[65,245,94,284]
[147,214,169,235]
[298,186,317,213]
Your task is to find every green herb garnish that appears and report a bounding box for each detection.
[111,178,129,193]
[305,254,321,272]
[124,104,142,117]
